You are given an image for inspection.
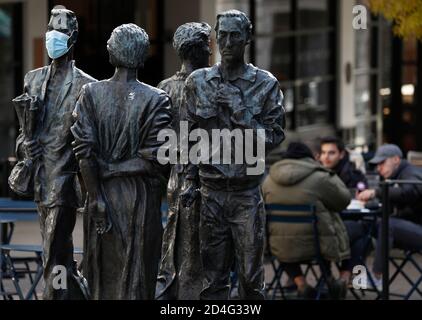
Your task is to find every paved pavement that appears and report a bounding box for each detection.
[264,254,422,300]
[2,217,421,300]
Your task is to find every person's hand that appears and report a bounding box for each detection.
[231,109,248,127]
[89,195,111,235]
[356,189,376,202]
[217,83,251,127]
[217,83,242,111]
[23,139,42,160]
[71,140,90,159]
[180,185,200,208]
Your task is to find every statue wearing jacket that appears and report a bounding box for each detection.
[10,8,96,300]
[71,24,172,300]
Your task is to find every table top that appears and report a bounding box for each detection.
[0,198,38,221]
[342,208,380,214]
[0,198,38,218]
[1,244,83,255]
[0,198,37,208]
[0,212,38,222]
[340,207,381,220]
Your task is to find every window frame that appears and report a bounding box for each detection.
[251,0,337,130]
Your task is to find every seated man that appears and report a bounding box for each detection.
[358,144,422,288]
[320,137,371,286]
[262,142,351,299]
[320,136,367,190]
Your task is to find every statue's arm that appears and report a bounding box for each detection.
[136,92,172,179]
[255,79,286,154]
[179,78,200,207]
[15,73,31,160]
[71,86,109,234]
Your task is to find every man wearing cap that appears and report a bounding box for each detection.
[358,144,422,287]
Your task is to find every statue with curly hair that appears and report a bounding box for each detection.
[71,23,172,299]
[155,22,211,300]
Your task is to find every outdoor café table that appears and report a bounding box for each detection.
[0,198,38,244]
[0,198,39,269]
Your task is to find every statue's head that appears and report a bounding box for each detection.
[215,10,252,65]
[173,22,211,68]
[46,7,78,60]
[107,23,149,69]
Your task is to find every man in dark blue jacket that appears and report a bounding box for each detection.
[358,144,422,287]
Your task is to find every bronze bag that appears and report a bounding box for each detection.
[8,159,34,197]
[8,93,39,197]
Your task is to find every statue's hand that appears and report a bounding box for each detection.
[89,195,111,235]
[180,185,200,208]
[71,140,90,160]
[23,139,42,160]
[217,84,243,112]
[230,109,248,127]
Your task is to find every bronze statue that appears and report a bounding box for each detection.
[181,10,285,300]
[156,22,211,300]
[9,8,96,300]
[71,23,172,300]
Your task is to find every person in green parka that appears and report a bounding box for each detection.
[262,142,351,299]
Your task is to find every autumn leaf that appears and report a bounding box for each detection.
[369,0,422,39]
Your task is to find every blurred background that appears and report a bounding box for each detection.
[0,0,421,196]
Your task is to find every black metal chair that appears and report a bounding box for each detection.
[388,249,422,299]
[0,244,43,300]
[0,203,41,300]
[338,211,421,300]
[1,244,83,300]
[265,204,331,300]
[0,220,19,300]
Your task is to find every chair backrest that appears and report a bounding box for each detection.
[264,204,322,261]
[407,151,422,167]
[265,204,316,223]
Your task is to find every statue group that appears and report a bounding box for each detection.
[9,7,285,300]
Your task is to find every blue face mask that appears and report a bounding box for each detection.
[45,30,72,59]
